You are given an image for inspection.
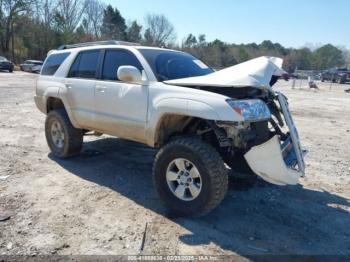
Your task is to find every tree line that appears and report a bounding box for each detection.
[1,0,349,72]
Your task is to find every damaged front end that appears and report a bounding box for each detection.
[244,93,306,185]
[218,92,306,186]
[166,56,306,186]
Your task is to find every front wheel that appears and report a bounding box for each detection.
[45,109,83,159]
[153,137,228,217]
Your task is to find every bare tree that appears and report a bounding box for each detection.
[39,0,58,28]
[54,0,86,33]
[83,0,104,38]
[143,14,176,47]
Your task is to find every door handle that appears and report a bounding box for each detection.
[96,85,107,93]
[65,81,73,89]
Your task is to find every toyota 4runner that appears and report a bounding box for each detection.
[35,40,306,217]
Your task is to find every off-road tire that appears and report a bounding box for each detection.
[45,109,83,159]
[153,137,228,217]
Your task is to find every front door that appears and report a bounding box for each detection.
[94,49,148,143]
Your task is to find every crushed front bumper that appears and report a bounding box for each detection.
[245,135,305,185]
[244,93,306,186]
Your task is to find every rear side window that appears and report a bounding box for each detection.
[41,53,70,76]
[102,50,143,81]
[68,50,100,79]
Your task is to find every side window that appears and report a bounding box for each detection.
[68,50,100,79]
[102,50,143,81]
[41,53,70,76]
[68,54,81,78]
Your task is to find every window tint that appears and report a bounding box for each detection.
[68,50,100,79]
[41,53,70,76]
[102,50,143,81]
[68,54,81,78]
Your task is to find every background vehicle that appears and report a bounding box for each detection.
[31,64,43,74]
[0,56,14,72]
[320,67,350,84]
[20,60,43,73]
[35,41,305,217]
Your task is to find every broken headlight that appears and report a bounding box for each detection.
[226,99,271,121]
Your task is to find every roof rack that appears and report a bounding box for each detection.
[57,40,140,50]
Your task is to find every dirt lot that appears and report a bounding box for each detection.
[0,71,349,257]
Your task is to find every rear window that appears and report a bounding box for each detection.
[41,53,70,76]
[68,50,100,79]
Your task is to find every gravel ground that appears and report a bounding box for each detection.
[0,71,349,258]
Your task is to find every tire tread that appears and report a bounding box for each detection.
[153,137,228,217]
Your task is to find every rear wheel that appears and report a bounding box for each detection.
[153,137,228,217]
[45,109,83,159]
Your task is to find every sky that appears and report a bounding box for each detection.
[103,0,350,48]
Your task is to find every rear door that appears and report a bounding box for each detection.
[66,49,102,129]
[94,49,148,143]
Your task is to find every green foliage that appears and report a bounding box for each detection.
[313,44,345,70]
[181,33,348,72]
[0,0,348,71]
[126,21,142,43]
[101,5,127,40]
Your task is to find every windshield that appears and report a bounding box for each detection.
[138,49,213,81]
[0,56,7,61]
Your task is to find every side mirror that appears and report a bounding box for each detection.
[117,66,143,84]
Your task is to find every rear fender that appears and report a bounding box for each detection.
[40,84,79,128]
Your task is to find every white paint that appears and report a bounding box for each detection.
[165,56,286,89]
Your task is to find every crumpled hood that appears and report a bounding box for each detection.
[164,56,286,89]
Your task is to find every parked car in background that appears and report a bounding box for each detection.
[31,64,43,74]
[320,68,350,84]
[20,60,44,73]
[0,56,14,72]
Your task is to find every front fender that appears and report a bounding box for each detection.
[146,98,243,147]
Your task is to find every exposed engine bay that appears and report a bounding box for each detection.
[166,56,306,186]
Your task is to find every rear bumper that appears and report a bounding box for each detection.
[245,136,305,185]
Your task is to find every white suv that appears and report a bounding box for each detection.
[35,40,306,217]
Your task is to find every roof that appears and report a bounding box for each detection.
[49,42,180,56]
[57,40,141,50]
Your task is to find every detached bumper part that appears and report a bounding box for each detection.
[244,136,303,186]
